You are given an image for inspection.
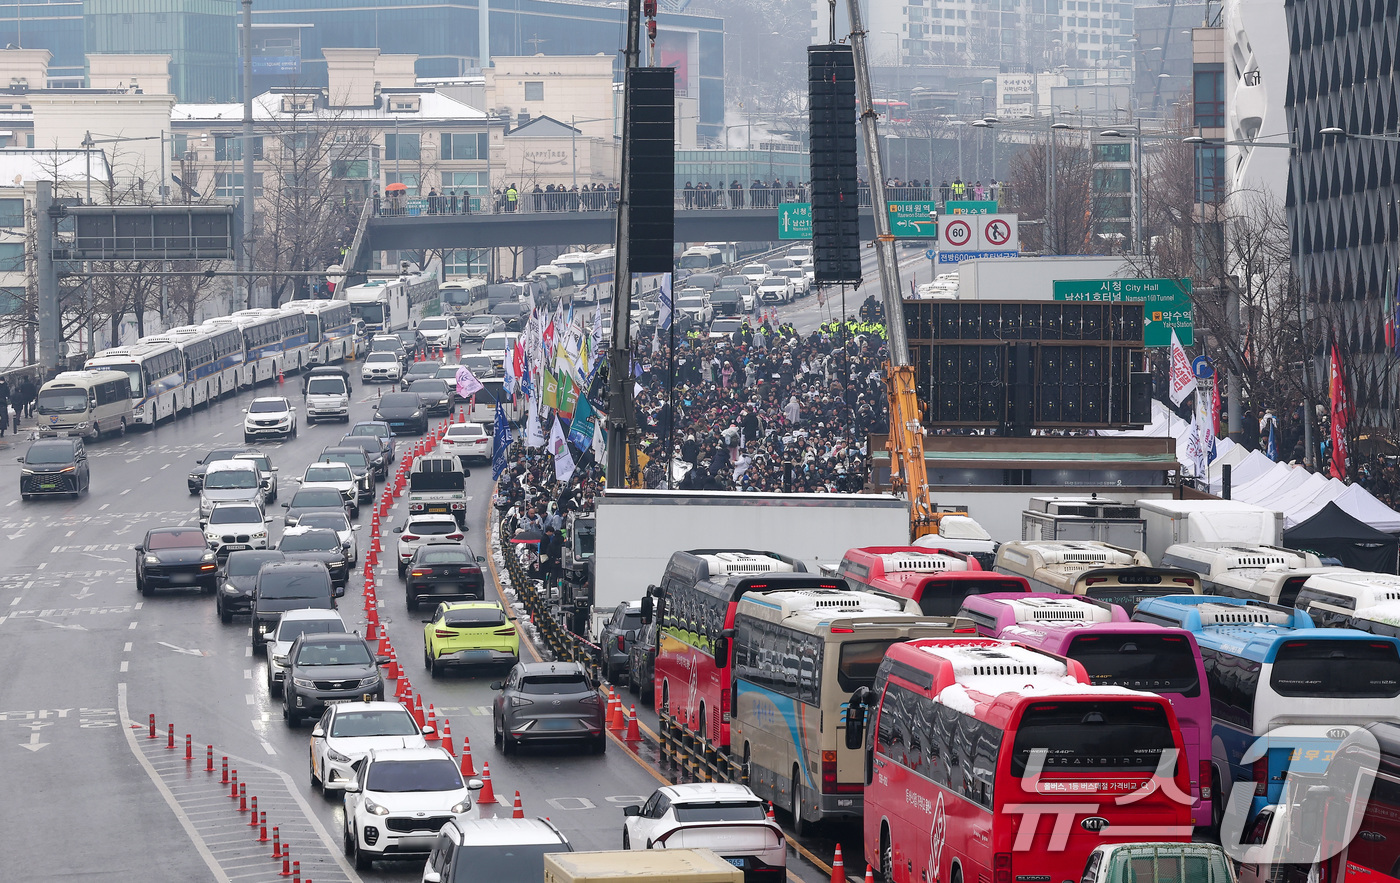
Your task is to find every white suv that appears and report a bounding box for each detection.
[204,501,271,559]
[309,698,427,792]
[266,608,347,696]
[422,817,571,883]
[758,276,794,304]
[361,351,404,383]
[298,462,360,518]
[199,460,265,525]
[343,746,482,870]
[244,396,297,442]
[417,316,463,350]
[393,514,464,577]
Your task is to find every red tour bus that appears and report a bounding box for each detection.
[653,549,851,748]
[837,546,1031,616]
[848,639,1193,883]
[957,593,1214,828]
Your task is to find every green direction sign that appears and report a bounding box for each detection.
[778,202,812,240]
[1053,278,1193,347]
[945,200,998,215]
[888,201,938,239]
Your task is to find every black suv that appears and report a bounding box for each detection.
[627,620,658,704]
[19,437,90,499]
[251,561,336,652]
[598,601,644,685]
[217,549,285,623]
[281,633,387,726]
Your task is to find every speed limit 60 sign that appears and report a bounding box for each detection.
[943,218,974,248]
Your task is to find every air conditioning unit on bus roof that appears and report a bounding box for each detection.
[1195,601,1297,627]
[1007,596,1115,624]
[1355,601,1400,628]
[921,641,1068,678]
[878,551,964,573]
[698,552,795,575]
[1039,543,1141,566]
[789,589,901,613]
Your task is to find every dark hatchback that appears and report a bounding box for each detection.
[408,379,454,416]
[406,545,487,611]
[400,361,444,390]
[217,549,285,623]
[278,527,350,591]
[281,633,387,726]
[135,526,219,595]
[251,561,337,651]
[282,486,352,527]
[19,437,90,499]
[187,446,253,494]
[337,434,389,479]
[374,392,428,436]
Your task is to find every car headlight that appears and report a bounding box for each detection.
[223,583,239,595]
[363,798,390,816]
[57,465,76,473]
[326,747,351,763]
[19,467,33,475]
[411,411,422,418]
[252,531,267,540]
[357,675,379,688]
[450,800,472,814]
[189,472,200,481]
[202,551,216,562]
[291,677,314,688]
[144,554,160,565]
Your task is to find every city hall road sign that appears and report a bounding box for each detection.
[778,202,812,240]
[1053,277,1193,347]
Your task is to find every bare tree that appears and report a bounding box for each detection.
[1000,130,1106,256]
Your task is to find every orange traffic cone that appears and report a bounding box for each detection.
[440,719,454,756]
[424,704,440,741]
[459,736,477,777]
[831,845,845,883]
[609,693,625,730]
[477,761,498,804]
[766,802,775,820]
[864,865,875,883]
[412,694,426,728]
[625,705,640,741]
[511,790,524,819]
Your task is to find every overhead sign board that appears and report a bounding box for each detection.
[935,213,1019,264]
[1053,277,1193,347]
[62,204,237,261]
[945,200,998,215]
[777,202,812,240]
[888,201,938,239]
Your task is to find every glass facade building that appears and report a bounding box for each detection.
[675,147,809,191]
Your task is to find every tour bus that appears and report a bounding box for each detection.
[849,639,1193,883]
[1160,543,1323,592]
[158,324,249,405]
[552,251,615,305]
[341,262,439,335]
[652,549,852,749]
[957,593,1214,827]
[730,589,976,831]
[836,546,1031,616]
[678,246,725,272]
[283,299,355,366]
[526,265,576,309]
[35,369,136,439]
[85,340,186,425]
[1132,594,1400,827]
[1209,566,1358,608]
[994,540,1203,613]
[1293,571,1400,636]
[439,279,489,320]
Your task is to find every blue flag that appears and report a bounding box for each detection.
[491,401,513,480]
[568,395,595,449]
[1265,417,1277,462]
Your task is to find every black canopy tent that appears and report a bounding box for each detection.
[1284,501,1400,574]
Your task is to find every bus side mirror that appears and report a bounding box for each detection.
[640,592,654,624]
[845,686,869,751]
[713,629,733,669]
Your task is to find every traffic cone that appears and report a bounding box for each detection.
[864,865,875,883]
[386,647,401,680]
[424,704,440,741]
[830,845,845,883]
[412,694,426,728]
[608,692,624,730]
[459,736,477,777]
[511,790,524,819]
[477,761,498,804]
[766,802,775,820]
[625,705,640,741]
[440,719,455,756]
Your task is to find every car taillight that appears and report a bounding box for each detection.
[821,750,838,793]
[200,564,216,571]
[409,503,424,512]
[994,853,1011,883]
[494,626,516,635]
[451,502,465,510]
[434,629,457,638]
[1201,761,1213,799]
[617,634,626,651]
[1173,576,1197,585]
[954,626,977,634]
[830,627,854,634]
[1085,576,1107,585]
[402,534,419,541]
[1254,756,1269,796]
[411,571,426,577]
[447,533,463,540]
[721,686,730,722]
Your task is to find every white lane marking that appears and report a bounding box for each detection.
[261,742,276,755]
[115,683,233,883]
[119,661,128,672]
[128,621,138,630]
[120,489,131,495]
[36,562,45,570]
[123,642,132,652]
[65,530,75,537]
[243,670,252,679]
[9,598,19,606]
[140,477,151,483]
[134,603,142,610]
[244,646,252,657]
[99,504,110,511]
[244,694,254,705]
[0,616,7,627]
[161,464,170,470]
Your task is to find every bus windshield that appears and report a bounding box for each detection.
[37,389,89,414]
[441,289,471,305]
[1270,640,1400,698]
[838,640,901,692]
[351,303,385,325]
[1068,633,1201,697]
[1011,701,1176,775]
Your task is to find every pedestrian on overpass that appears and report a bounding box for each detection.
[506,184,519,212]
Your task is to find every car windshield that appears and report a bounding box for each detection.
[365,758,462,793]
[677,297,705,308]
[25,444,76,464]
[147,530,206,550]
[519,674,589,694]
[291,489,344,507]
[294,639,371,666]
[448,845,565,883]
[408,520,457,536]
[408,362,443,375]
[321,452,368,468]
[225,552,283,576]
[449,425,486,439]
[235,455,271,471]
[249,399,288,413]
[209,506,261,524]
[672,800,767,822]
[482,337,510,354]
[275,618,342,642]
[280,530,341,552]
[36,389,88,413]
[304,465,351,483]
[329,709,419,738]
[202,449,244,466]
[419,548,471,564]
[259,572,330,599]
[379,394,420,409]
[307,378,344,395]
[464,316,494,328]
[395,332,418,345]
[462,356,492,373]
[712,321,741,333]
[349,423,389,439]
[419,318,450,330]
[444,607,506,628]
[370,339,401,353]
[409,380,447,394]
[205,470,258,490]
[298,512,350,532]
[366,352,398,363]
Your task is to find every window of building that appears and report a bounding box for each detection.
[0,198,24,229]
[384,133,421,161]
[214,135,263,162]
[0,241,24,272]
[524,81,544,102]
[1195,144,1225,203]
[446,249,488,277]
[1194,68,1225,129]
[1094,142,1131,163]
[215,172,263,198]
[441,132,489,161]
[1093,168,1132,192]
[170,134,187,160]
[0,286,22,315]
[332,159,371,180]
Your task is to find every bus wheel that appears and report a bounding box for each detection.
[880,825,894,883]
[116,419,126,438]
[790,766,808,836]
[951,864,962,883]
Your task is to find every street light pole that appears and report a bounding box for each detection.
[241,0,255,309]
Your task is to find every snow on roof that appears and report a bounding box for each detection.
[917,639,1138,713]
[172,89,486,124]
[0,148,111,186]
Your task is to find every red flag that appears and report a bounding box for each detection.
[1210,375,1222,439]
[1329,342,1352,480]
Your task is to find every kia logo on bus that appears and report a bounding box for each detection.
[1080,817,1111,832]
[1328,728,1351,740]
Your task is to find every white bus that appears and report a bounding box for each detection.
[678,246,724,272]
[993,540,1203,612]
[526,265,576,309]
[1159,543,1322,592]
[260,307,315,373]
[439,279,489,319]
[35,369,136,438]
[86,341,186,425]
[552,251,615,305]
[208,311,287,385]
[730,588,973,828]
[282,299,355,366]
[156,324,250,405]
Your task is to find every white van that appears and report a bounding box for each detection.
[35,369,136,439]
[302,367,350,424]
[199,459,265,525]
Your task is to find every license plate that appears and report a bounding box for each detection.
[171,573,194,584]
[427,506,448,514]
[40,482,58,489]
[325,698,352,705]
[535,719,579,731]
[725,858,746,869]
[433,584,460,593]
[223,544,250,552]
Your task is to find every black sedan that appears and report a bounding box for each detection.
[399,361,443,390]
[217,549,285,623]
[373,392,428,436]
[278,527,350,592]
[405,544,487,611]
[407,378,454,417]
[135,527,219,596]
